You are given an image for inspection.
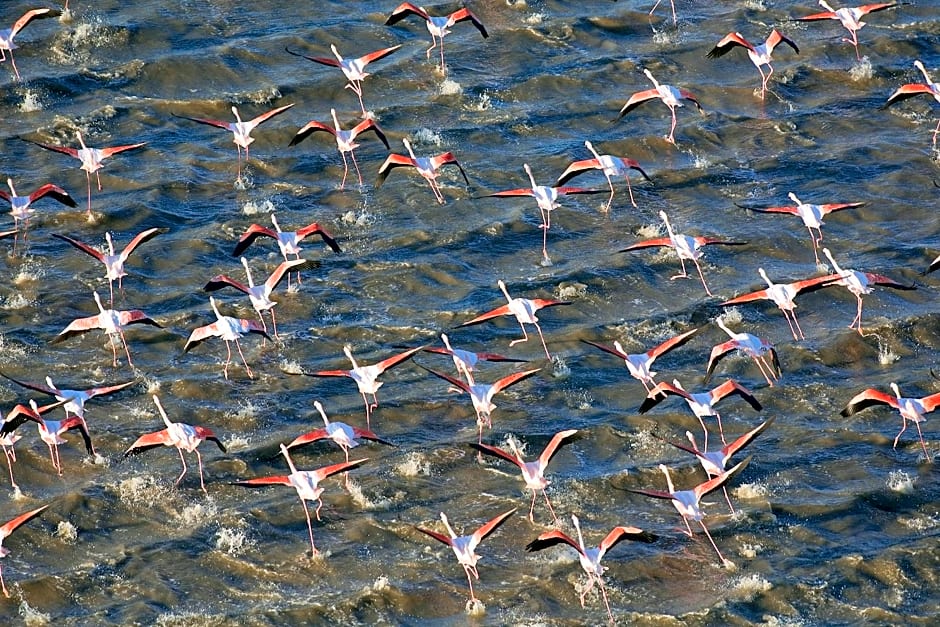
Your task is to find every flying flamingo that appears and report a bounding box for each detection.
[707,30,799,99]
[721,268,838,340]
[296,344,425,428]
[658,416,776,513]
[0,8,61,80]
[173,103,295,181]
[738,193,864,264]
[0,178,76,252]
[0,372,136,424]
[234,444,366,557]
[471,429,578,523]
[581,326,699,393]
[184,297,271,380]
[883,60,940,148]
[26,131,146,216]
[288,108,390,188]
[627,459,751,567]
[0,398,92,475]
[0,398,70,489]
[841,383,940,459]
[124,395,226,495]
[796,1,900,60]
[376,138,470,204]
[232,214,341,288]
[617,69,704,145]
[484,163,603,262]
[706,316,781,386]
[421,366,541,443]
[421,333,526,385]
[385,3,488,72]
[820,248,913,335]
[639,379,762,449]
[0,505,49,598]
[55,291,162,368]
[204,257,306,339]
[287,400,394,469]
[52,227,162,306]
[556,141,652,210]
[414,508,514,604]
[525,514,655,623]
[286,44,401,116]
[457,280,571,360]
[620,210,746,297]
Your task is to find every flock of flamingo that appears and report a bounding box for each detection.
[0,0,937,622]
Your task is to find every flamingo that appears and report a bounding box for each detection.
[581,326,699,393]
[287,400,394,467]
[173,103,295,181]
[639,379,763,449]
[55,291,162,368]
[617,69,704,145]
[204,257,307,339]
[525,515,655,623]
[296,344,425,428]
[52,227,162,306]
[658,416,776,513]
[620,211,746,297]
[707,30,799,99]
[457,280,571,360]
[385,3,488,72]
[421,333,526,385]
[234,444,366,557]
[0,398,70,488]
[414,509,515,603]
[841,383,940,459]
[232,214,341,288]
[738,193,864,264]
[796,1,900,60]
[0,8,61,80]
[286,44,400,116]
[820,248,913,335]
[0,431,20,491]
[376,138,470,204]
[471,429,578,523]
[721,268,838,340]
[26,131,146,216]
[883,60,940,148]
[556,141,652,210]
[0,505,50,598]
[1,399,93,475]
[0,372,136,423]
[184,297,271,380]
[706,316,781,386]
[124,395,226,496]
[627,459,751,566]
[289,108,390,188]
[0,178,76,252]
[421,366,541,443]
[484,163,603,262]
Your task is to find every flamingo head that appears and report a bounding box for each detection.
[5,178,15,195]
[231,106,242,123]
[787,192,801,205]
[402,137,416,159]
[889,382,902,399]
[313,400,330,426]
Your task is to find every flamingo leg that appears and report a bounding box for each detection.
[754,356,776,386]
[8,52,20,81]
[578,573,594,607]
[3,447,16,490]
[350,149,364,187]
[914,421,931,460]
[233,338,254,379]
[541,490,560,525]
[722,485,736,515]
[893,415,909,449]
[464,565,478,602]
[692,259,713,297]
[175,447,188,486]
[622,173,638,209]
[347,80,366,117]
[714,411,727,445]
[428,179,445,204]
[758,66,770,100]
[535,322,552,360]
[1,564,8,597]
[509,323,531,348]
[85,172,93,216]
[852,296,865,335]
[194,449,207,496]
[299,498,318,556]
[667,106,678,144]
[698,520,729,566]
[598,579,614,624]
[223,340,233,379]
[931,119,940,148]
[671,257,690,281]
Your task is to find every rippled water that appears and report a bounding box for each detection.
[1,0,939,624]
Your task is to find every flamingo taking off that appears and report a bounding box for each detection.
[1,398,92,475]
[0,398,70,487]
[0,8,61,80]
[173,103,295,181]
[841,382,940,459]
[53,227,162,306]
[414,508,514,604]
[457,280,570,360]
[526,514,655,623]
[617,69,704,145]
[376,138,470,205]
[581,326,699,393]
[796,1,901,61]
[26,131,146,216]
[385,3,488,72]
[706,316,781,387]
[0,372,135,422]
[286,44,400,116]
[124,395,226,495]
[556,141,652,210]
[707,30,799,99]
[232,214,341,288]
[289,108,390,189]
[471,429,578,523]
[0,505,50,597]
[234,444,366,557]
[287,400,394,465]
[55,291,162,368]
[0,178,76,252]
[184,297,271,380]
[620,211,746,297]
[883,60,940,149]
[421,333,526,385]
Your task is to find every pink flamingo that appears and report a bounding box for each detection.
[556,141,652,210]
[376,138,470,204]
[707,30,799,99]
[581,326,699,393]
[797,1,901,60]
[0,178,76,251]
[421,332,526,385]
[820,248,913,335]
[841,383,940,458]
[287,400,394,466]
[0,398,70,489]
[184,297,270,380]
[706,316,781,387]
[883,60,940,148]
[0,8,61,80]
[232,214,341,288]
[385,3,488,72]
[289,108,390,188]
[617,69,704,144]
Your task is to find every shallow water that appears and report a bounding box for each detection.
[1,0,939,624]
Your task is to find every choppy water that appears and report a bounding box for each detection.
[1,0,939,624]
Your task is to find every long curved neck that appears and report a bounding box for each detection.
[314,401,331,427]
[280,444,299,474]
[152,395,173,429]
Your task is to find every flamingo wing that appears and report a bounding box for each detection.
[647,327,700,360]
[288,120,337,146]
[0,505,49,542]
[193,426,226,452]
[62,417,94,455]
[30,183,78,207]
[525,528,582,554]
[284,47,340,67]
[173,113,234,131]
[884,83,939,107]
[352,427,395,447]
[351,119,391,149]
[599,526,657,555]
[711,379,762,411]
[373,345,425,374]
[11,8,61,38]
[184,322,223,352]
[415,525,454,547]
[52,233,106,263]
[385,3,431,26]
[581,339,629,360]
[232,224,279,256]
[638,381,689,413]
[119,310,162,328]
[471,509,516,544]
[287,428,330,449]
[419,365,472,394]
[312,458,368,482]
[817,201,865,216]
[264,259,309,292]
[721,288,771,306]
[555,159,600,186]
[358,44,403,65]
[538,429,579,468]
[246,104,295,128]
[233,475,293,488]
[620,236,675,252]
[56,314,105,340]
[840,388,898,416]
[766,29,800,55]
[693,456,751,500]
[99,142,147,159]
[0,371,58,397]
[24,139,80,159]
[87,379,138,398]
[704,340,738,382]
[204,274,251,295]
[376,153,418,187]
[707,32,754,59]
[124,428,173,456]
[470,442,524,469]
[450,8,489,38]
[121,227,164,258]
[296,222,342,253]
[432,153,471,187]
[617,89,661,119]
[457,303,514,327]
[723,416,776,460]
[490,368,542,395]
